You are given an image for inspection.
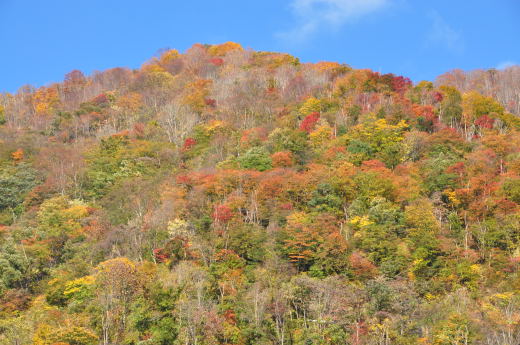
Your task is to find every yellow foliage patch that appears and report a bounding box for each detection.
[208,42,243,56]
[349,215,373,228]
[299,97,321,115]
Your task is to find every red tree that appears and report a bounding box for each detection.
[213,205,234,223]
[300,112,320,133]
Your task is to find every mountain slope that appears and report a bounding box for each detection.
[0,42,520,345]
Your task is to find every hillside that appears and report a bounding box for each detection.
[1,42,520,345]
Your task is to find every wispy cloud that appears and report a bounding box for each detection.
[277,0,390,43]
[496,61,516,69]
[426,11,463,54]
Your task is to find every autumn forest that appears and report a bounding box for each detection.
[1,42,520,345]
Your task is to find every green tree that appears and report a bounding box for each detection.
[238,147,272,171]
[0,162,40,221]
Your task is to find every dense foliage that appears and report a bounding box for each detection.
[1,43,520,345]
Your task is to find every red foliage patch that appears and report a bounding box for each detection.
[475,115,495,129]
[433,91,444,103]
[213,204,234,223]
[300,112,320,133]
[391,75,412,94]
[413,104,435,120]
[153,248,170,263]
[209,58,224,66]
[92,93,109,105]
[176,174,193,185]
[183,137,197,150]
[205,98,217,107]
[280,202,293,211]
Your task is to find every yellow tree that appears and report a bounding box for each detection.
[32,86,61,116]
[462,91,505,123]
[299,97,322,115]
[94,257,141,345]
[182,79,213,113]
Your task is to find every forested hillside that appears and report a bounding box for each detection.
[1,42,520,345]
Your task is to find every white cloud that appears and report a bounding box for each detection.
[496,61,516,69]
[427,11,463,54]
[278,0,390,43]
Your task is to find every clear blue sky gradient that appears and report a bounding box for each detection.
[1,0,518,93]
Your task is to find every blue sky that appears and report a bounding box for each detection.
[1,0,518,92]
